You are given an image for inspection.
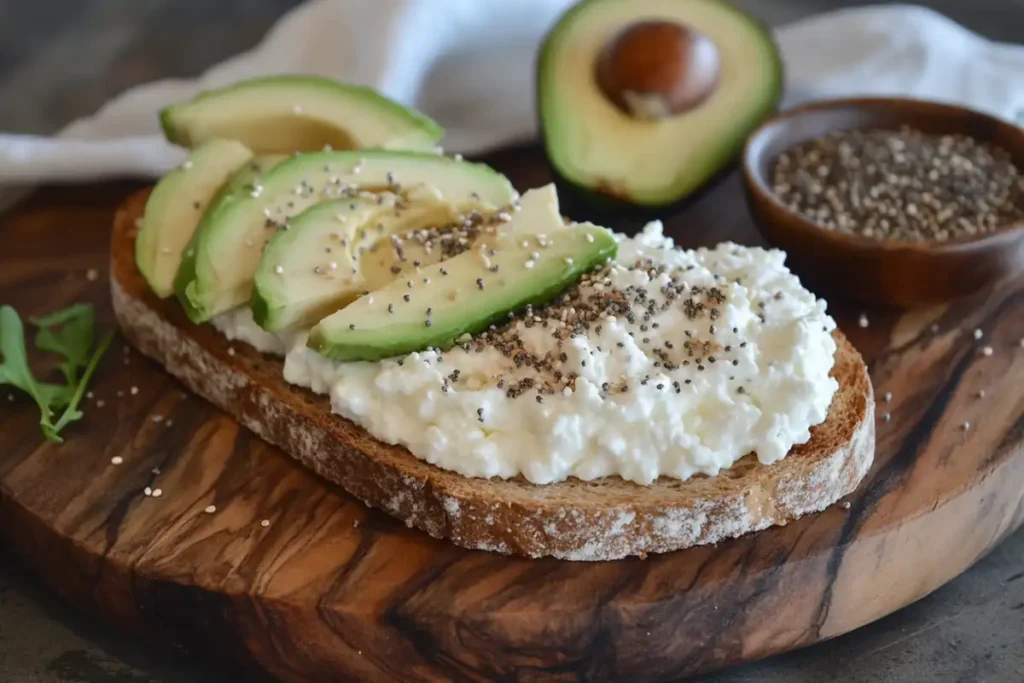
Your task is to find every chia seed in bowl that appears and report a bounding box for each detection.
[769,126,1024,244]
[741,98,1024,306]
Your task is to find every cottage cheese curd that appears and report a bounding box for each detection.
[213,222,838,485]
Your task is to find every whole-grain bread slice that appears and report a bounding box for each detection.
[110,189,875,561]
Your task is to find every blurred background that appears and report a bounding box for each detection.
[0,0,1020,137]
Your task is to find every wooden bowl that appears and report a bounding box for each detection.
[741,97,1024,307]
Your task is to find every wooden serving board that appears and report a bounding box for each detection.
[1,146,1023,683]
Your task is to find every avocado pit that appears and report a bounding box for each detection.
[596,20,721,120]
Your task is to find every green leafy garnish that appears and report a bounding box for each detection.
[32,303,95,385]
[0,303,113,443]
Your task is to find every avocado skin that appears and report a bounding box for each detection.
[536,0,784,213]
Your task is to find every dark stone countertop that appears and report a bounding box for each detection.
[1,1,1022,681]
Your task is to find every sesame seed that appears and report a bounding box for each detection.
[525,260,536,269]
[204,505,217,514]
[973,328,984,340]
[275,265,284,274]
[261,519,271,528]
[111,456,123,466]
[961,421,971,431]
[329,261,338,270]
[980,346,993,356]
[586,234,595,243]
[144,487,152,497]
[151,488,163,498]
[976,389,986,398]
[86,268,98,281]
[882,413,891,422]
[130,386,139,396]
[96,400,105,408]
[228,347,236,356]
[883,391,892,402]
[564,257,574,265]
[292,104,304,114]
[858,313,869,328]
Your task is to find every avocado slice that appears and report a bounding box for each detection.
[135,139,253,298]
[308,198,617,362]
[358,183,562,292]
[161,75,443,155]
[538,0,782,206]
[252,188,470,332]
[175,150,516,323]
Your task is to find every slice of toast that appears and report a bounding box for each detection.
[110,189,875,561]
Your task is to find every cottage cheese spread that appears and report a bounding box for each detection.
[213,222,838,485]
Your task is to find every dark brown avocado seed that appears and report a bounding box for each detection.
[596,20,721,120]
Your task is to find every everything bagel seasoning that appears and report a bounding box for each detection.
[771,126,1024,243]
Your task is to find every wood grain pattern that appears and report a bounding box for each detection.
[1,147,1023,682]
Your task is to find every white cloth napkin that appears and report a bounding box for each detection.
[1,1,1022,185]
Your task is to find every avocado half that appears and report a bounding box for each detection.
[538,0,782,209]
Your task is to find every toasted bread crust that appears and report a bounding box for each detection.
[111,190,875,561]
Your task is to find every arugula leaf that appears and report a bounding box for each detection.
[32,303,95,385]
[45,330,114,441]
[1,304,113,443]
[0,305,59,435]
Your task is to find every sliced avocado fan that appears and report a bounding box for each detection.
[538,0,782,206]
[252,187,471,332]
[135,139,253,298]
[174,150,517,323]
[308,188,618,362]
[161,75,444,154]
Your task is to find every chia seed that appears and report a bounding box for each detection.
[771,126,1024,242]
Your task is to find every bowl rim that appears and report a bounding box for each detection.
[741,96,1024,255]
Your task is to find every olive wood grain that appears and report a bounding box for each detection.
[1,146,1022,682]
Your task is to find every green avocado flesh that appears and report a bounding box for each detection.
[135,139,253,298]
[174,150,516,323]
[538,0,782,206]
[252,192,472,332]
[308,222,617,362]
[160,75,443,154]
